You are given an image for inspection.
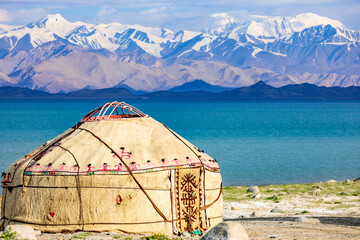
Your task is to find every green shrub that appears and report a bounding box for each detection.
[0,227,17,240]
[141,234,171,240]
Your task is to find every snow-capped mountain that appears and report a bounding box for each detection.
[162,12,346,38]
[0,13,359,93]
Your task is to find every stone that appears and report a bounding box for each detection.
[250,212,259,217]
[316,184,324,190]
[4,225,37,240]
[326,179,337,183]
[87,236,112,240]
[346,179,353,184]
[252,193,261,198]
[34,230,42,235]
[247,186,260,194]
[201,222,249,240]
[295,216,320,224]
[271,195,278,200]
[270,207,283,213]
[182,231,192,238]
[231,207,240,211]
[313,189,321,196]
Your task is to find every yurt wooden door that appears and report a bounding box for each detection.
[174,167,205,233]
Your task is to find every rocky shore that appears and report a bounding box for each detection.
[223,179,360,239]
[1,179,359,239]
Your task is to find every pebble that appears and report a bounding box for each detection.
[87,236,112,240]
[271,195,278,200]
[102,232,118,236]
[182,231,191,238]
[231,206,240,211]
[326,179,337,183]
[346,179,353,184]
[253,193,261,199]
[313,189,321,196]
[247,186,260,195]
[295,216,320,224]
[270,207,283,213]
[250,211,259,217]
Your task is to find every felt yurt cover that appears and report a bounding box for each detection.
[1,101,223,235]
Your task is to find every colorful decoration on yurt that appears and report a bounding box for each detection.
[1,101,223,235]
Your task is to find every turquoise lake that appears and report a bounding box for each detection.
[0,100,359,186]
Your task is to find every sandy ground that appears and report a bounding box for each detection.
[222,180,360,239]
[2,180,360,239]
[224,201,360,240]
[17,198,360,240]
[32,213,360,240]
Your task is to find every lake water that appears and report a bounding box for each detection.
[0,100,359,186]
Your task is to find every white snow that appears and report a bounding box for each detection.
[174,30,202,42]
[251,47,262,58]
[0,12,358,59]
[132,38,163,57]
[177,49,192,57]
[163,12,346,39]
[192,36,213,51]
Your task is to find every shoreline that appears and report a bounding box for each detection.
[1,179,359,239]
[223,179,360,239]
[223,179,360,218]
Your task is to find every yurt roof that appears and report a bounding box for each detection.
[2,101,220,187]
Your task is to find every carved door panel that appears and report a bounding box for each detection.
[175,167,205,233]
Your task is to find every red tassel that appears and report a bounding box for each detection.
[116,195,122,205]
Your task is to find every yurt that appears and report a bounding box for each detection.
[1,101,223,235]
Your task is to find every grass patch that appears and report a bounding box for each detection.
[301,210,309,214]
[72,232,91,239]
[222,186,250,201]
[266,195,280,203]
[223,180,360,202]
[114,236,131,239]
[141,234,179,240]
[331,204,358,209]
[0,227,17,240]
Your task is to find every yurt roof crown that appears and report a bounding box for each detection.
[82,101,147,121]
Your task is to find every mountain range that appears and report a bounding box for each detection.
[0,13,359,93]
[1,81,359,100]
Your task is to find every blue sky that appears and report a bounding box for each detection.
[0,0,359,29]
